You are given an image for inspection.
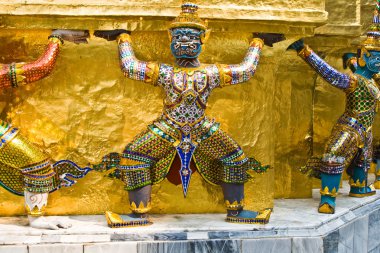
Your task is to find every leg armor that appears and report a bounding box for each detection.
[106,129,174,228]
[0,124,55,216]
[128,185,152,214]
[348,131,375,197]
[222,182,271,224]
[221,183,272,224]
[374,143,380,189]
[195,128,271,224]
[319,173,342,214]
[194,128,267,185]
[106,185,153,228]
[120,129,174,191]
[318,126,359,214]
[349,164,376,197]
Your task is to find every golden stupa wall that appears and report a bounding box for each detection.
[0,0,375,215]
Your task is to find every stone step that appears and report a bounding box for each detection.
[0,180,379,252]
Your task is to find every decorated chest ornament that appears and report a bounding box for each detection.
[168,1,211,59]
[358,0,380,72]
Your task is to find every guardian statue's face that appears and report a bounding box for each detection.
[363,50,380,73]
[170,28,203,59]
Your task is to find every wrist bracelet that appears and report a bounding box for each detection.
[9,63,18,88]
[48,34,64,45]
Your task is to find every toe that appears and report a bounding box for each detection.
[57,222,72,229]
[48,223,60,230]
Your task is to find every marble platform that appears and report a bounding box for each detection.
[0,179,380,253]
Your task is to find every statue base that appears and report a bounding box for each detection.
[0,178,379,253]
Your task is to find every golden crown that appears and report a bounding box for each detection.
[169,1,208,31]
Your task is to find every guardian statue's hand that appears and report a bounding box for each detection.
[253,33,285,47]
[94,30,131,41]
[51,30,90,44]
[287,39,305,52]
[342,53,357,70]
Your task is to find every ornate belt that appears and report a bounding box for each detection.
[337,115,369,145]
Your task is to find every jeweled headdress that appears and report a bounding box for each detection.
[169,1,208,31]
[361,0,380,50]
[358,0,380,66]
[168,1,210,43]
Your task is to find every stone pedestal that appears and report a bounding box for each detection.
[0,0,380,229]
[0,179,379,253]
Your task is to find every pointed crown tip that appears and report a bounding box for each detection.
[169,0,207,31]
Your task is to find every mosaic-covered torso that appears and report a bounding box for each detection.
[344,75,380,129]
[158,64,220,130]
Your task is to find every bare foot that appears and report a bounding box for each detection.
[28,216,72,230]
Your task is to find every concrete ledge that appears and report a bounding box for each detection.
[0,180,379,252]
[0,16,321,35]
[0,2,327,22]
[315,24,363,37]
[0,2,327,34]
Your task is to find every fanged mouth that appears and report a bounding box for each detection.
[174,42,199,56]
[174,42,197,50]
[175,49,197,56]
